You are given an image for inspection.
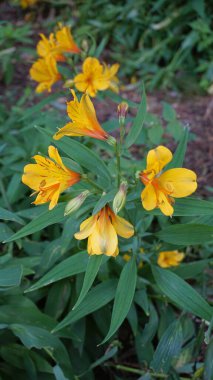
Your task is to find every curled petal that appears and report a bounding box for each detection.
[147,146,173,175]
[74,216,96,240]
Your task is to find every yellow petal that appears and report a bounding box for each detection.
[74,216,96,240]
[49,186,60,210]
[158,191,174,216]
[89,219,118,256]
[158,168,197,198]
[111,214,134,238]
[147,146,173,174]
[141,184,157,210]
[48,146,68,171]
[53,122,85,139]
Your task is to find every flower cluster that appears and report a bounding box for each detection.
[29,26,120,96]
[23,24,198,265]
[30,24,80,93]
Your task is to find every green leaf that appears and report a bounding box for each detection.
[162,102,176,122]
[172,259,211,279]
[10,324,74,379]
[73,255,103,310]
[53,279,117,332]
[81,346,118,376]
[25,251,88,292]
[4,204,65,242]
[152,266,213,321]
[92,189,117,215]
[0,265,23,288]
[20,93,63,121]
[166,127,189,169]
[125,84,146,148]
[204,338,213,380]
[151,320,183,373]
[101,258,137,344]
[0,207,24,225]
[155,224,213,245]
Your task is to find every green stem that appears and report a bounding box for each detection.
[82,176,103,192]
[115,142,121,187]
[106,364,168,378]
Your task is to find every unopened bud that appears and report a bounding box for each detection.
[106,135,116,146]
[117,102,128,124]
[63,79,74,88]
[64,191,90,216]
[113,180,128,214]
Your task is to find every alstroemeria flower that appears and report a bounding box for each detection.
[53,90,109,141]
[22,146,81,210]
[73,57,119,97]
[74,205,134,256]
[37,33,65,62]
[30,56,61,93]
[36,25,79,62]
[140,146,197,216]
[55,25,80,55]
[158,250,184,268]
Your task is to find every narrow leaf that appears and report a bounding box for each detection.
[25,252,88,292]
[151,320,183,373]
[166,127,189,169]
[125,84,146,148]
[156,224,213,245]
[152,266,213,321]
[73,255,103,310]
[4,204,65,243]
[0,265,23,288]
[53,279,117,332]
[0,207,24,225]
[100,258,137,344]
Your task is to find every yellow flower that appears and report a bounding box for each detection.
[22,146,81,210]
[37,33,65,62]
[55,25,80,55]
[53,90,109,141]
[73,57,119,97]
[36,25,79,62]
[140,146,197,216]
[20,0,37,8]
[74,205,134,256]
[102,63,120,93]
[158,250,185,268]
[30,56,61,93]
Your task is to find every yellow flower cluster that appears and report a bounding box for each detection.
[22,89,197,258]
[24,25,197,260]
[30,25,80,93]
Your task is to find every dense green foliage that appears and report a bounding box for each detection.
[0,1,213,379]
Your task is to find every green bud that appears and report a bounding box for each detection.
[113,180,128,214]
[117,102,128,124]
[64,191,90,216]
[106,135,116,146]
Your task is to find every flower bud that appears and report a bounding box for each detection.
[113,180,128,214]
[63,79,74,88]
[106,135,116,146]
[117,102,128,124]
[64,190,90,216]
